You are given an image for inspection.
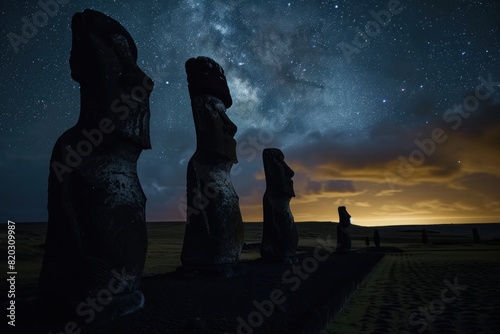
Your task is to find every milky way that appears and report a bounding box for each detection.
[1,0,499,223]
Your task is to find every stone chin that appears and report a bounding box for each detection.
[201,137,237,163]
[284,179,295,198]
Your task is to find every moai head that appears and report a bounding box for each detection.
[263,148,295,198]
[70,9,153,149]
[338,206,351,227]
[185,56,232,108]
[185,57,237,162]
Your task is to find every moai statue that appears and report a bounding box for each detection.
[39,9,153,321]
[180,56,244,267]
[336,206,352,253]
[422,228,428,244]
[472,228,481,243]
[365,236,370,246]
[373,229,381,248]
[260,148,299,263]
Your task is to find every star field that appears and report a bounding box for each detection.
[1,0,499,224]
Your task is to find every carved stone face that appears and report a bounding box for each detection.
[263,148,295,198]
[69,9,153,149]
[338,206,351,226]
[192,95,237,162]
[186,56,237,162]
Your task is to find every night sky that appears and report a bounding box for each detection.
[1,0,499,225]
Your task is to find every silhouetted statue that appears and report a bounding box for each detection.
[373,229,380,247]
[365,236,370,246]
[260,148,298,263]
[39,9,152,321]
[336,206,352,253]
[181,56,244,267]
[422,228,428,244]
[472,228,481,243]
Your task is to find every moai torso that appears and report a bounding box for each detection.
[39,9,153,320]
[181,57,244,267]
[260,148,298,263]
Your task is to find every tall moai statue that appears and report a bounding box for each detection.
[422,228,428,244]
[373,229,381,247]
[181,56,244,267]
[39,9,153,320]
[336,206,352,253]
[472,228,481,243]
[260,148,299,263]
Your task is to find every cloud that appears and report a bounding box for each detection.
[354,201,371,207]
[413,200,474,212]
[485,202,500,211]
[371,198,480,217]
[284,102,500,189]
[303,179,356,195]
[375,189,402,197]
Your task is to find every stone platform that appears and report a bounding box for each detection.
[17,250,384,334]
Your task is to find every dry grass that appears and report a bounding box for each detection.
[2,221,500,333]
[325,245,500,333]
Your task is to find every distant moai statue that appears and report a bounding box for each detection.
[373,229,381,247]
[260,148,299,263]
[472,228,481,243]
[180,56,244,267]
[422,228,428,244]
[365,236,370,246]
[39,9,153,321]
[336,206,352,253]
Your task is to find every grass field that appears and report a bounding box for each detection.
[1,221,500,333]
[325,246,500,333]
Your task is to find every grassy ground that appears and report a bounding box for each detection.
[2,221,500,333]
[324,244,500,334]
[2,222,499,292]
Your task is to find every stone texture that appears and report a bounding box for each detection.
[181,57,244,267]
[373,229,381,247]
[422,228,428,244]
[260,148,298,263]
[39,9,152,321]
[473,228,481,243]
[336,206,352,253]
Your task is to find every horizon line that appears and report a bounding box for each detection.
[4,220,500,227]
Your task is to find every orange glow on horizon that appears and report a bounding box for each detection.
[155,210,499,227]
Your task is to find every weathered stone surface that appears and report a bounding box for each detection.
[336,206,352,253]
[181,57,244,267]
[422,228,428,244]
[473,228,481,243]
[39,9,152,321]
[260,148,298,263]
[373,229,381,247]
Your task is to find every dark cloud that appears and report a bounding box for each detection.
[304,179,356,195]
